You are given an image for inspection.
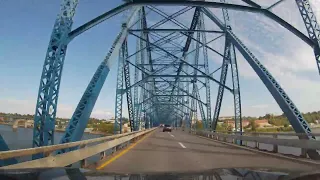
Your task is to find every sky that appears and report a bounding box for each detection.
[0,0,320,120]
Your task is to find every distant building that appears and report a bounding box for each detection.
[218,116,234,121]
[255,119,271,127]
[223,119,271,128]
[224,120,249,128]
[25,120,34,128]
[242,120,250,127]
[84,128,94,133]
[122,123,130,133]
[106,118,115,123]
[0,117,4,121]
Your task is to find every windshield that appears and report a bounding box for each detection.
[164,124,171,127]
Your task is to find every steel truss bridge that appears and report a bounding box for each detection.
[1,0,320,168]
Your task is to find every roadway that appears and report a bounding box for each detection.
[97,128,320,173]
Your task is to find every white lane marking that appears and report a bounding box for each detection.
[168,132,175,137]
[178,142,186,149]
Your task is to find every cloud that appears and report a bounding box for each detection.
[91,109,113,119]
[1,1,320,119]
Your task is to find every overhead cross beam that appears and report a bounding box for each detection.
[129,32,233,91]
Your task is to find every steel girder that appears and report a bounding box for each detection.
[61,63,110,149]
[68,0,316,50]
[23,0,320,159]
[230,43,242,133]
[114,47,124,134]
[168,7,200,105]
[123,40,136,132]
[141,6,158,129]
[133,9,142,131]
[190,85,198,130]
[295,0,320,75]
[129,32,234,92]
[32,0,78,158]
[212,38,231,130]
[212,0,242,132]
[58,8,141,152]
[199,12,212,129]
[195,84,207,129]
[201,7,319,159]
[130,29,224,33]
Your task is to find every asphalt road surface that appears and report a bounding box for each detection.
[99,128,319,173]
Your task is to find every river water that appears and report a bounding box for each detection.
[0,125,103,166]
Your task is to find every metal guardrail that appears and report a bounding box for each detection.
[0,128,156,169]
[203,130,320,136]
[191,130,320,158]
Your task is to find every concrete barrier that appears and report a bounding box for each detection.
[0,128,156,169]
[191,130,320,158]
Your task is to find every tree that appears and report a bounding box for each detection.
[216,123,223,131]
[122,117,129,124]
[97,123,114,134]
[221,122,228,130]
[265,113,272,119]
[249,120,258,131]
[196,120,203,130]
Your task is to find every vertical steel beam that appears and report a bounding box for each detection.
[222,0,242,132]
[32,0,78,152]
[230,43,242,132]
[212,39,230,130]
[199,12,212,129]
[123,40,136,132]
[133,9,142,131]
[295,0,320,75]
[191,86,198,129]
[195,84,207,129]
[114,45,125,134]
[141,7,156,127]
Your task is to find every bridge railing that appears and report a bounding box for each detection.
[191,130,320,159]
[0,128,156,169]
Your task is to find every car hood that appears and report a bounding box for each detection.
[0,167,319,180]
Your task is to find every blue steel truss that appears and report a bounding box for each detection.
[2,0,318,165]
[212,38,231,130]
[201,7,319,158]
[133,9,142,131]
[114,41,125,134]
[32,0,78,152]
[212,0,242,132]
[199,12,212,129]
[123,40,136,132]
[59,7,142,149]
[295,0,320,75]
